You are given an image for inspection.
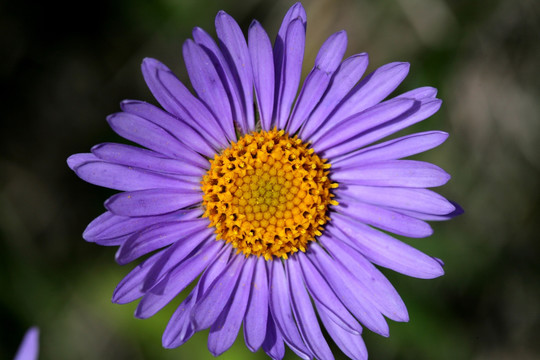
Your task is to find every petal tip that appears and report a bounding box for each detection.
[134,307,146,319]
[333,29,348,42]
[82,226,99,243]
[141,57,156,68]
[119,99,140,109]
[215,10,232,23]
[399,61,411,69]
[192,26,204,36]
[249,19,260,29]
[114,246,132,266]
[446,201,464,218]
[292,2,305,12]
[427,261,445,278]
[67,154,83,170]
[141,57,168,73]
[105,113,118,125]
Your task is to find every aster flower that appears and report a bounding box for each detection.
[68,3,459,359]
[14,327,39,360]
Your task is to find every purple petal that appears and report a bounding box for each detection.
[162,287,198,348]
[182,39,236,142]
[208,256,255,356]
[244,256,269,352]
[249,20,275,131]
[312,98,417,154]
[120,100,216,157]
[104,188,201,217]
[287,30,348,134]
[396,86,438,100]
[300,53,369,140]
[192,26,250,135]
[194,246,234,297]
[334,131,448,166]
[14,327,39,360]
[314,30,348,71]
[327,99,443,159]
[190,255,245,331]
[83,208,201,243]
[310,62,410,141]
[339,185,455,215]
[67,153,99,170]
[320,234,408,322]
[92,234,128,247]
[318,306,368,360]
[135,240,222,319]
[112,251,162,304]
[107,112,208,168]
[115,220,212,265]
[83,211,125,242]
[297,251,362,335]
[331,213,445,278]
[273,1,307,91]
[277,3,307,39]
[397,201,464,221]
[332,160,451,188]
[91,143,205,177]
[141,58,228,147]
[73,161,201,192]
[308,63,410,144]
[162,247,233,349]
[142,228,215,292]
[286,257,334,360]
[308,243,390,336]
[269,261,312,359]
[215,11,255,132]
[287,67,334,134]
[262,313,286,360]
[274,18,305,129]
[335,199,433,238]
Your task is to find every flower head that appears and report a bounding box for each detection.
[68,3,459,359]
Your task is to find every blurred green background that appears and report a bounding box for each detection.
[1,0,539,359]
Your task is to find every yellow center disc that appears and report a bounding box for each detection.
[201,129,338,260]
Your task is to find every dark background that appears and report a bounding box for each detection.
[1,0,539,359]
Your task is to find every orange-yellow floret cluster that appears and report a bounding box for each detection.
[201,129,338,260]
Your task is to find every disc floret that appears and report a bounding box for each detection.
[201,129,337,260]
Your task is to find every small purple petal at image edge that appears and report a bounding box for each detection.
[14,327,39,360]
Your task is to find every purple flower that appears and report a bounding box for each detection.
[14,327,39,360]
[68,3,459,359]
